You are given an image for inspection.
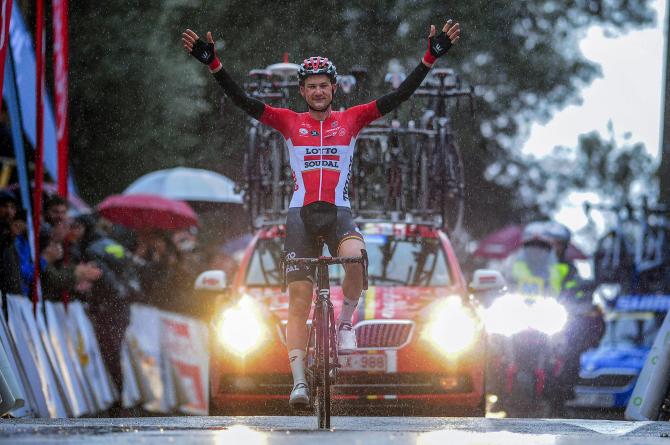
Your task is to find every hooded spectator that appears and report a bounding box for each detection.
[69,213,140,390]
[0,190,22,296]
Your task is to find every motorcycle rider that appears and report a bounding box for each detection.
[543,221,604,416]
[506,222,562,296]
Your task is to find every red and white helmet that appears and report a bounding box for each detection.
[298,56,337,83]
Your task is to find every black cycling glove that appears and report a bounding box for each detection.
[190,39,216,65]
[428,31,453,59]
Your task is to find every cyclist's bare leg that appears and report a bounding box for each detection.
[287,280,313,385]
[338,237,366,325]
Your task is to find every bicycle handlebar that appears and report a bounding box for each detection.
[280,249,369,293]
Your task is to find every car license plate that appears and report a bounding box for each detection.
[570,392,615,408]
[338,353,387,372]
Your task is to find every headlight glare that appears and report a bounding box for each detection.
[216,295,268,356]
[422,297,478,356]
[530,298,568,335]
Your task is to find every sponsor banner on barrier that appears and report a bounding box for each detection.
[160,311,209,415]
[123,304,209,415]
[124,304,168,412]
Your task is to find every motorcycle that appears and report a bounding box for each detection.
[483,244,569,417]
[484,291,568,417]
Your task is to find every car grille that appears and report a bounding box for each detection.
[277,319,415,349]
[577,374,636,388]
[355,320,414,349]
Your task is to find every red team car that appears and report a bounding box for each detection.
[209,220,495,416]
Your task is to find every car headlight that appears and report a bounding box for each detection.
[421,296,479,356]
[216,295,268,357]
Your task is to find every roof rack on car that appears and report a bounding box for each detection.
[253,209,444,229]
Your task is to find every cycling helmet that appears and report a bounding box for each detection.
[521,221,554,247]
[298,56,337,83]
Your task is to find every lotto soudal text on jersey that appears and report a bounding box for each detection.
[260,102,381,208]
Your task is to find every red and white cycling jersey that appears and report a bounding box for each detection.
[260,101,381,208]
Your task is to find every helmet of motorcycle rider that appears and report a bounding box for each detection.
[521,221,555,249]
[298,56,337,84]
[543,221,571,260]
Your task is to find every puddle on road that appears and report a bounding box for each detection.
[213,425,268,445]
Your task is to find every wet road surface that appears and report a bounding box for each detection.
[1,416,670,444]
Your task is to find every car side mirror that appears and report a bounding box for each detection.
[469,269,506,293]
[194,270,228,292]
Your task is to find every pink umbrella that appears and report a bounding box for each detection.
[97,194,198,231]
[473,224,588,261]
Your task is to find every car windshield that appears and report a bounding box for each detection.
[599,312,664,348]
[244,233,452,287]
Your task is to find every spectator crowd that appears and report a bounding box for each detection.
[0,189,239,399]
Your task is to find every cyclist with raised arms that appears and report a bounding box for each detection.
[182,19,461,410]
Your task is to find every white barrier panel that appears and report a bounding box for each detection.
[35,302,73,416]
[68,301,117,412]
[45,301,92,417]
[123,304,209,415]
[59,302,99,414]
[7,296,67,417]
[160,311,209,415]
[625,310,670,420]
[124,304,170,412]
[0,308,32,417]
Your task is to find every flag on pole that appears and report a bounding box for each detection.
[32,0,45,315]
[0,0,13,109]
[52,0,68,198]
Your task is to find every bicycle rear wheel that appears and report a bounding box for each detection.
[442,140,465,234]
[316,302,331,429]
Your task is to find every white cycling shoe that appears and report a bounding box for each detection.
[289,382,310,410]
[337,322,357,354]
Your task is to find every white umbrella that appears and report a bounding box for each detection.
[123,167,243,204]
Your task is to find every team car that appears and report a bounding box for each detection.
[207,220,499,416]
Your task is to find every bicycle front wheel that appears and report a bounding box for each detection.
[316,302,331,429]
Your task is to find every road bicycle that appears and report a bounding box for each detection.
[241,65,299,227]
[413,67,474,235]
[280,246,368,429]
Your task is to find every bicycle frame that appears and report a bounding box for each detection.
[281,249,368,429]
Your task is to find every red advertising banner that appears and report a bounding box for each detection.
[52,0,68,198]
[0,0,13,110]
[33,0,45,313]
